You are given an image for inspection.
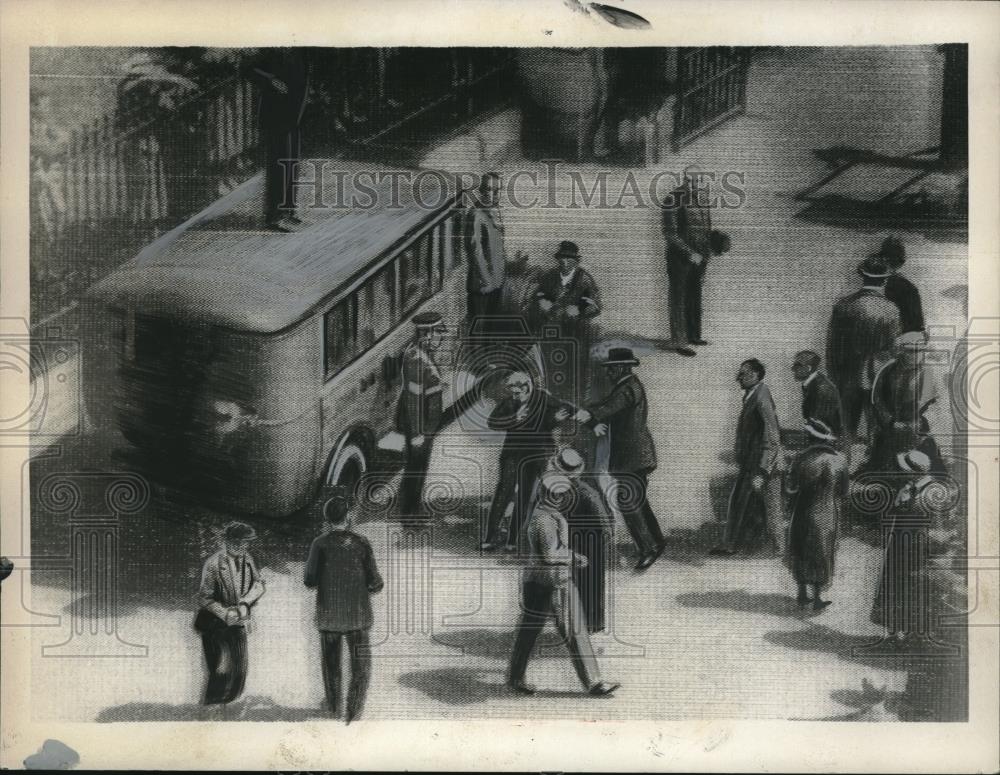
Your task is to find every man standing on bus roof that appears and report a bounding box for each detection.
[396,311,446,528]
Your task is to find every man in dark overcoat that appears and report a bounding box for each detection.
[304,495,384,723]
[712,358,784,556]
[244,47,310,231]
[825,256,902,442]
[569,347,665,571]
[784,418,849,611]
[482,370,570,551]
[877,236,926,335]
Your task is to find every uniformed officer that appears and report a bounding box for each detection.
[396,311,446,527]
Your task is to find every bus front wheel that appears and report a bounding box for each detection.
[325,442,367,506]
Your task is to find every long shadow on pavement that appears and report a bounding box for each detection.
[398,666,585,706]
[95,694,327,722]
[676,589,804,619]
[432,627,569,660]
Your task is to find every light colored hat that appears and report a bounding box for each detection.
[505,370,532,388]
[552,448,585,475]
[895,331,925,349]
[540,472,573,497]
[897,449,931,473]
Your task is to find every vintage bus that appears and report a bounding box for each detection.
[82,162,484,517]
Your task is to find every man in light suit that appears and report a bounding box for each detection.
[826,256,902,442]
[712,359,784,556]
[304,495,384,723]
[196,521,266,706]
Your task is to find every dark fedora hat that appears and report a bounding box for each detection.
[857,256,891,279]
[554,240,582,260]
[871,235,906,267]
[223,521,257,542]
[602,347,639,366]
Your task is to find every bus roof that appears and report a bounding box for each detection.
[88,161,464,333]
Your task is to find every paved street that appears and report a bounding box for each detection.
[25,46,965,722]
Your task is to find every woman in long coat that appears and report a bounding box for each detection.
[784,418,849,611]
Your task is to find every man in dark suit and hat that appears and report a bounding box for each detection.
[712,358,784,556]
[196,521,266,707]
[826,256,902,442]
[305,494,384,723]
[877,236,925,336]
[566,347,666,571]
[244,47,310,232]
[792,350,844,441]
[784,418,849,611]
[396,311,446,527]
[531,240,602,402]
[482,370,572,551]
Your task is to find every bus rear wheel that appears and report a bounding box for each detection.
[325,442,367,507]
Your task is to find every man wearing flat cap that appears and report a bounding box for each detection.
[866,330,940,474]
[876,236,926,336]
[566,347,666,571]
[482,370,571,551]
[195,521,266,707]
[825,256,902,443]
[531,240,603,402]
[546,447,614,632]
[396,311,446,527]
[784,418,849,612]
[508,473,619,697]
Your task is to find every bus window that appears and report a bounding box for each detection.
[399,230,434,314]
[324,294,358,378]
[358,261,396,348]
[449,211,464,270]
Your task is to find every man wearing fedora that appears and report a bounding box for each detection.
[712,359,784,556]
[195,521,266,707]
[784,418,849,612]
[545,447,614,632]
[876,235,926,336]
[868,331,939,474]
[531,240,603,402]
[482,370,572,552]
[305,494,384,723]
[566,347,666,571]
[396,311,447,527]
[508,473,619,697]
[825,256,902,443]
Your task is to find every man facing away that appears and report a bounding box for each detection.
[825,256,902,443]
[784,418,849,612]
[712,358,784,556]
[304,494,384,723]
[876,235,926,336]
[508,473,619,697]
